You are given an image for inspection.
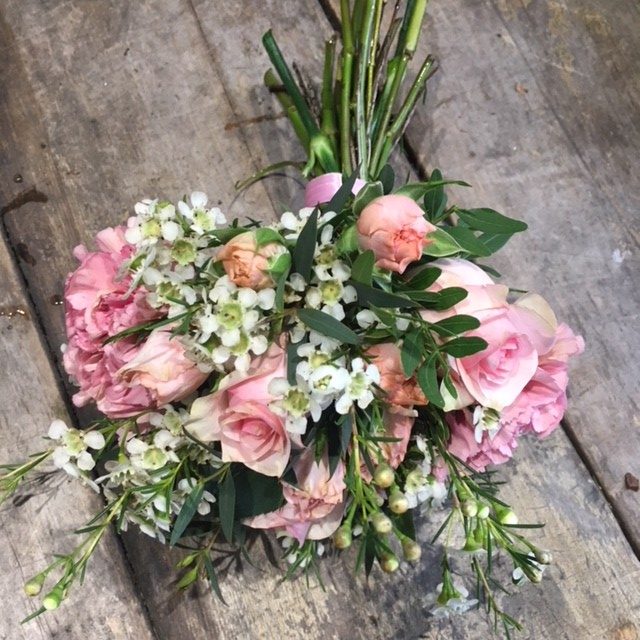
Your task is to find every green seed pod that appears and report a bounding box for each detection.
[380,554,399,573]
[42,585,64,611]
[24,573,46,597]
[333,525,352,550]
[388,490,409,514]
[371,512,393,534]
[373,463,395,488]
[402,539,422,562]
[496,508,519,526]
[460,499,478,518]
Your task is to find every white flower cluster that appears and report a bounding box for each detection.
[403,435,448,509]
[269,336,380,435]
[430,580,479,618]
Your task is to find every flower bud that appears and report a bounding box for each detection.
[24,573,46,597]
[371,512,393,534]
[42,586,64,611]
[333,525,352,550]
[402,539,422,562]
[373,463,395,488]
[462,535,483,553]
[535,549,553,565]
[460,499,478,518]
[477,505,490,519]
[496,508,519,525]
[388,490,409,514]
[380,554,399,573]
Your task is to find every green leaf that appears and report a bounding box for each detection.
[351,250,375,285]
[424,168,447,221]
[292,208,318,281]
[177,567,199,589]
[407,286,468,310]
[394,179,471,200]
[350,281,419,308]
[456,208,528,234]
[203,554,227,604]
[404,266,441,289]
[401,331,423,377]
[234,467,283,518]
[255,228,285,246]
[352,181,384,216]
[219,472,236,543]
[286,342,300,385]
[170,482,204,546]
[423,227,463,257]
[274,268,288,313]
[339,414,352,456]
[209,227,248,244]
[478,232,512,254]
[430,315,481,337]
[417,357,445,409]
[441,336,488,358]
[268,251,292,279]
[392,510,416,540]
[444,226,492,257]
[326,171,358,213]
[298,308,360,345]
[379,164,395,193]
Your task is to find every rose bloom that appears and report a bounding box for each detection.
[187,343,290,477]
[447,409,519,472]
[217,231,285,290]
[245,448,346,543]
[356,194,436,274]
[366,342,427,406]
[118,329,208,407]
[63,226,166,418]
[500,323,584,438]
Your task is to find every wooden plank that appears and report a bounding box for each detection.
[367,0,640,554]
[0,237,156,639]
[0,1,639,639]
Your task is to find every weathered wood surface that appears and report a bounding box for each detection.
[0,0,639,639]
[398,0,640,553]
[0,238,155,639]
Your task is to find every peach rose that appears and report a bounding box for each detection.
[218,231,285,290]
[187,343,290,477]
[366,342,427,406]
[356,195,436,274]
[245,448,346,543]
[118,329,208,406]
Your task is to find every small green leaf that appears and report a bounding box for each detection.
[424,169,447,221]
[298,308,360,344]
[430,315,481,337]
[209,227,248,244]
[407,287,468,310]
[379,164,395,193]
[292,208,318,281]
[352,181,384,216]
[255,228,285,246]
[401,331,423,377]
[234,468,284,518]
[351,250,375,285]
[326,171,358,213]
[170,482,204,546]
[404,266,441,290]
[478,232,512,254]
[441,336,488,358]
[267,251,291,279]
[423,227,463,257]
[445,226,491,257]
[417,357,445,409]
[286,342,300,385]
[394,179,471,200]
[177,567,199,590]
[219,472,236,543]
[456,208,527,234]
[274,269,288,312]
[350,281,419,308]
[203,554,227,604]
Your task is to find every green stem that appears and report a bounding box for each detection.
[355,0,376,179]
[339,0,354,174]
[321,38,338,144]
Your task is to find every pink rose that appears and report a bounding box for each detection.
[118,329,208,406]
[501,323,584,438]
[63,226,164,418]
[418,258,508,323]
[187,343,290,477]
[217,231,285,290]
[356,195,436,274]
[446,409,519,472]
[245,448,346,543]
[366,342,427,406]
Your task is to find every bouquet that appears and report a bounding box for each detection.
[1,1,583,635]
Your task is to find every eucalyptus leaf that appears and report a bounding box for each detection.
[169,482,204,546]
[456,208,527,234]
[430,315,480,337]
[401,331,423,377]
[350,281,419,308]
[417,357,445,409]
[404,266,441,290]
[292,208,318,281]
[445,226,492,257]
[441,336,488,358]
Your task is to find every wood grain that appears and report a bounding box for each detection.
[0,237,156,640]
[0,0,639,638]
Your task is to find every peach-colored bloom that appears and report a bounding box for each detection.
[245,448,346,543]
[217,231,285,290]
[366,342,427,406]
[118,329,208,406]
[356,195,436,274]
[187,343,290,477]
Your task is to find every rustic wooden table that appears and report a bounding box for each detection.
[1,1,639,638]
